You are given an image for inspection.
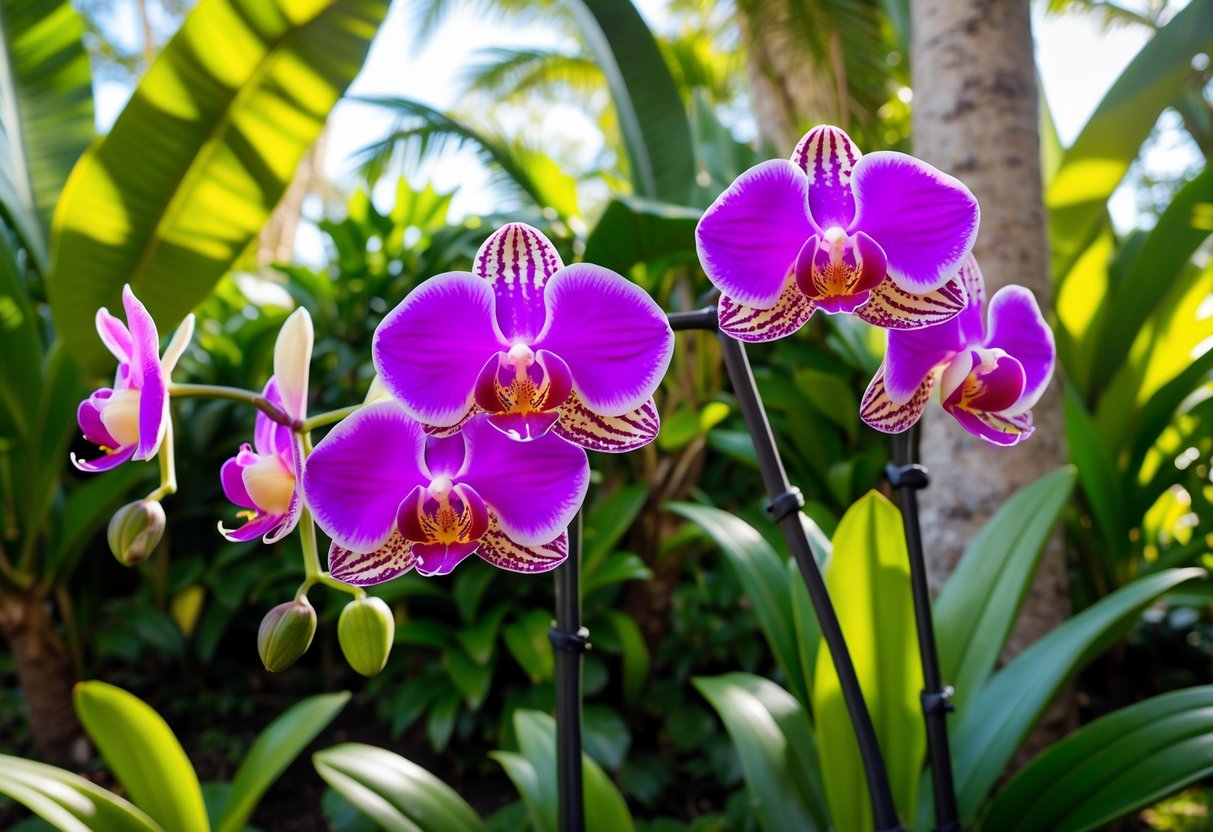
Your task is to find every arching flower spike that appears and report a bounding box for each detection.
[304,404,589,583]
[73,285,194,471]
[218,308,313,542]
[860,258,1055,446]
[372,223,674,452]
[696,125,979,342]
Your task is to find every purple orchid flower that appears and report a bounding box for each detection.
[860,258,1055,446]
[73,285,194,471]
[303,403,589,582]
[218,308,312,543]
[696,125,980,342]
[371,223,674,452]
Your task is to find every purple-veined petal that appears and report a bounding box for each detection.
[849,151,979,293]
[487,411,562,442]
[474,223,563,342]
[953,256,986,345]
[794,231,887,311]
[304,402,428,553]
[78,391,118,448]
[218,512,285,543]
[414,541,481,577]
[881,300,971,405]
[373,272,505,427]
[221,449,256,510]
[944,351,1026,414]
[534,264,673,416]
[330,531,418,586]
[478,520,567,573]
[274,308,313,421]
[458,416,588,545]
[983,286,1055,415]
[948,406,1034,446]
[791,125,862,231]
[860,364,936,434]
[396,486,429,542]
[718,278,816,343]
[71,444,137,472]
[553,394,660,453]
[855,269,968,331]
[423,409,478,438]
[264,485,303,544]
[696,159,814,308]
[474,349,572,431]
[160,313,195,376]
[95,309,133,365]
[422,432,468,480]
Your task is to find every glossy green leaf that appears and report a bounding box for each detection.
[982,686,1213,832]
[694,673,826,832]
[1047,0,1213,281]
[583,483,649,576]
[74,681,209,832]
[812,492,922,831]
[1064,384,1129,567]
[313,743,486,832]
[503,608,554,683]
[581,197,700,276]
[216,692,350,832]
[0,230,41,439]
[934,467,1076,714]
[49,0,389,372]
[604,611,650,707]
[0,754,161,832]
[953,567,1206,817]
[668,502,809,706]
[565,0,694,203]
[582,552,652,595]
[789,557,821,699]
[0,0,93,269]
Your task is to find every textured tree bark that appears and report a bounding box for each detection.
[0,589,87,763]
[909,0,1072,754]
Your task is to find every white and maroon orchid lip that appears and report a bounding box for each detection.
[303,402,589,584]
[371,223,672,453]
[696,124,980,342]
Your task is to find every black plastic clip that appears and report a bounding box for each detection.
[548,626,591,654]
[766,487,805,522]
[886,462,930,490]
[921,685,955,715]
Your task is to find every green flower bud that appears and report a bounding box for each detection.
[257,599,316,672]
[107,499,166,566]
[337,597,395,677]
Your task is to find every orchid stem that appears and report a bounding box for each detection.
[682,308,902,832]
[552,512,587,832]
[146,417,178,501]
[169,383,295,427]
[302,404,361,433]
[298,507,323,581]
[889,429,960,832]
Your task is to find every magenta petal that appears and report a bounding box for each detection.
[718,280,816,343]
[95,309,133,364]
[860,365,935,434]
[478,523,567,573]
[78,392,117,448]
[948,406,1034,447]
[474,223,564,342]
[849,151,979,293]
[71,444,136,472]
[218,513,283,543]
[330,531,418,586]
[791,125,862,231]
[534,264,673,417]
[221,450,256,510]
[883,316,969,405]
[122,286,159,389]
[265,487,303,544]
[414,541,480,577]
[961,354,1027,413]
[254,379,292,458]
[304,402,428,553]
[983,286,1055,415]
[553,395,660,453]
[458,417,589,545]
[696,159,814,308]
[373,272,505,427]
[422,432,468,480]
[487,410,562,441]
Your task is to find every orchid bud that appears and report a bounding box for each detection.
[257,598,316,672]
[273,307,313,423]
[107,499,166,565]
[337,597,395,677]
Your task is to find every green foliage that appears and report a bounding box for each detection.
[0,755,159,832]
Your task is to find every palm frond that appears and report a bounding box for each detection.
[458,47,603,103]
[406,0,569,49]
[1042,0,1163,29]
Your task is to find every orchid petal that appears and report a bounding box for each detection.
[160,314,195,376]
[218,513,285,543]
[422,432,467,479]
[791,125,862,231]
[220,449,256,510]
[95,309,133,364]
[553,394,660,453]
[273,308,313,421]
[474,223,563,342]
[855,270,968,332]
[860,365,936,434]
[881,288,971,404]
[849,151,979,293]
[458,417,588,546]
[78,392,118,448]
[983,286,1054,415]
[718,277,816,343]
[264,482,303,544]
[944,351,1026,414]
[373,272,505,427]
[414,541,481,577]
[696,159,814,308]
[253,379,293,459]
[487,411,562,442]
[534,264,673,417]
[478,521,567,573]
[71,444,137,472]
[304,402,428,553]
[121,287,166,461]
[330,531,418,586]
[949,407,1034,446]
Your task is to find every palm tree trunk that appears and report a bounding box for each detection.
[0,587,86,763]
[909,0,1072,754]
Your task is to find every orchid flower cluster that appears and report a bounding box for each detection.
[697,125,1055,445]
[72,125,1053,676]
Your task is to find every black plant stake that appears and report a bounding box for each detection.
[552,511,588,832]
[670,307,904,832]
[888,429,960,832]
